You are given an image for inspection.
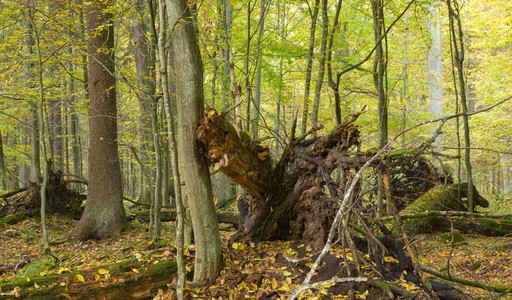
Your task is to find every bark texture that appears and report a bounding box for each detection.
[71,0,126,240]
[166,0,221,283]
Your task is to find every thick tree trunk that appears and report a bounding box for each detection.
[198,109,361,247]
[166,0,221,284]
[71,0,126,240]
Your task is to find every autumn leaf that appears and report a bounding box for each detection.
[97,268,109,275]
[58,267,71,274]
[73,274,85,283]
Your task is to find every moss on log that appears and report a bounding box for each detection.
[0,258,177,299]
[400,183,489,234]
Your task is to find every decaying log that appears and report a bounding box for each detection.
[197,109,361,247]
[0,170,84,220]
[400,182,489,234]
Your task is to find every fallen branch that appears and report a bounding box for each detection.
[383,211,512,221]
[0,188,27,199]
[421,266,512,294]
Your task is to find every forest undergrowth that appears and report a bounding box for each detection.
[1,213,511,299]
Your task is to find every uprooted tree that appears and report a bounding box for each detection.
[196,108,512,298]
[197,108,482,247]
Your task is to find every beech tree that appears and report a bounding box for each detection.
[71,0,127,240]
[166,0,221,283]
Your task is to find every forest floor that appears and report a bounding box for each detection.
[1,215,511,299]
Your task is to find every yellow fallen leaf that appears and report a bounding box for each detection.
[278,284,289,291]
[94,274,100,281]
[283,271,292,276]
[98,268,109,275]
[34,282,40,289]
[58,268,71,274]
[131,268,139,273]
[74,274,85,283]
[59,282,66,287]
[271,278,278,289]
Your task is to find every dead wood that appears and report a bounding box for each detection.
[400,182,489,234]
[0,170,84,220]
[197,108,361,247]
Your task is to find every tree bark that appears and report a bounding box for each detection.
[71,0,127,240]
[310,0,328,132]
[166,1,221,284]
[301,0,320,134]
[447,0,474,212]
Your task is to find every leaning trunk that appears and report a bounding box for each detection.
[166,0,221,284]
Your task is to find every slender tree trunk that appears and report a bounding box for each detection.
[326,0,343,125]
[18,134,29,189]
[30,9,50,252]
[72,0,127,240]
[447,0,473,212]
[372,0,388,149]
[0,131,13,190]
[310,0,328,132]
[252,0,266,139]
[23,2,40,183]
[301,0,320,134]
[427,1,443,141]
[244,0,253,131]
[158,2,185,296]
[166,0,221,284]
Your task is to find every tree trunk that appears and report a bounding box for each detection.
[71,0,126,240]
[427,1,443,124]
[166,1,221,284]
[300,0,320,134]
[310,0,328,132]
[447,0,474,212]
[0,131,13,191]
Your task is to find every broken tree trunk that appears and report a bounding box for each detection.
[400,182,489,234]
[197,109,361,247]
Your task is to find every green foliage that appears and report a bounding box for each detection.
[439,230,466,244]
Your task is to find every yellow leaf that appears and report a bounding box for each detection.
[58,268,71,274]
[271,278,278,289]
[98,268,109,275]
[283,271,292,276]
[74,274,85,283]
[94,274,100,281]
[278,284,289,291]
[34,282,40,289]
[59,282,66,287]
[131,268,139,273]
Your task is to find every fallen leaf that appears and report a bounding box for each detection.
[97,268,109,275]
[74,274,85,283]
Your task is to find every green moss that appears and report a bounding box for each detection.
[0,213,27,225]
[439,231,465,244]
[144,260,177,277]
[150,281,169,294]
[21,258,54,276]
[480,218,503,235]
